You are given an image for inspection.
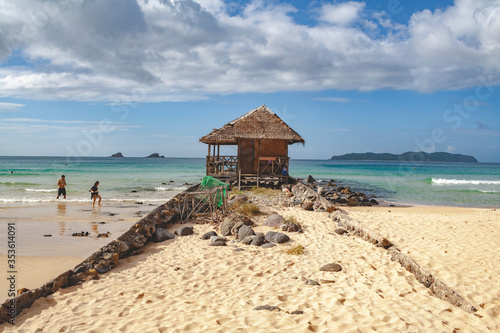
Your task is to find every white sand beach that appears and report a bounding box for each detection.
[1,201,498,332]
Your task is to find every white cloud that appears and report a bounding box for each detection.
[318,2,365,26]
[2,118,91,123]
[0,0,499,102]
[0,102,24,111]
[0,118,139,134]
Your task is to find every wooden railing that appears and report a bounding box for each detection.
[206,155,238,175]
[207,155,290,181]
[258,156,289,177]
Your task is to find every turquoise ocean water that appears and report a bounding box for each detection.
[0,156,499,208]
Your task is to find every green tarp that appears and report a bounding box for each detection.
[199,176,229,207]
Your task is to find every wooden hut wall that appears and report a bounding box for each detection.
[258,139,287,157]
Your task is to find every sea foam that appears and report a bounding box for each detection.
[155,186,188,191]
[25,188,57,192]
[432,178,500,185]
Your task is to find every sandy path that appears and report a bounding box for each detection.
[346,206,500,329]
[2,205,496,332]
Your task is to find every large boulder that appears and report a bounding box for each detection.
[228,194,248,207]
[334,228,348,236]
[130,235,147,248]
[337,198,348,204]
[175,226,194,236]
[209,241,227,247]
[231,221,245,235]
[95,266,112,274]
[117,240,130,253]
[241,236,256,245]
[341,186,352,194]
[263,214,286,228]
[265,231,290,244]
[210,236,227,244]
[302,201,314,211]
[201,231,218,240]
[361,199,372,206]
[220,213,252,236]
[346,197,359,207]
[250,235,265,246]
[306,175,316,183]
[152,228,175,243]
[238,225,255,240]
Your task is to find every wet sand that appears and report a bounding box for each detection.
[0,201,158,296]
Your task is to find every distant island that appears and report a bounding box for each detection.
[146,153,165,158]
[330,151,478,163]
[109,152,166,158]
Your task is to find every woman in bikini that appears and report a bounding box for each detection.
[90,181,102,208]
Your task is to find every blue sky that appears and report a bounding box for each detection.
[0,0,499,162]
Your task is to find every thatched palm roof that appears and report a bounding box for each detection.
[199,105,305,145]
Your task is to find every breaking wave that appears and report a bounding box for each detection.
[25,188,57,192]
[155,186,188,191]
[432,178,500,185]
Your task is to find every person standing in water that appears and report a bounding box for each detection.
[56,175,66,199]
[90,181,101,207]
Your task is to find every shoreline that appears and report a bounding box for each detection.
[3,157,499,209]
[0,200,163,297]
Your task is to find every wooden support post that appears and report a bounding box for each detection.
[257,164,260,188]
[192,196,195,219]
[207,144,211,175]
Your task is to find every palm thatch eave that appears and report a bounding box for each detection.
[199,105,305,145]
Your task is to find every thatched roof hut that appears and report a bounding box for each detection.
[199,105,305,145]
[200,105,304,185]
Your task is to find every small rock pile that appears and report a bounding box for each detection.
[72,231,89,237]
[201,212,293,249]
[279,222,302,232]
[302,176,379,207]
